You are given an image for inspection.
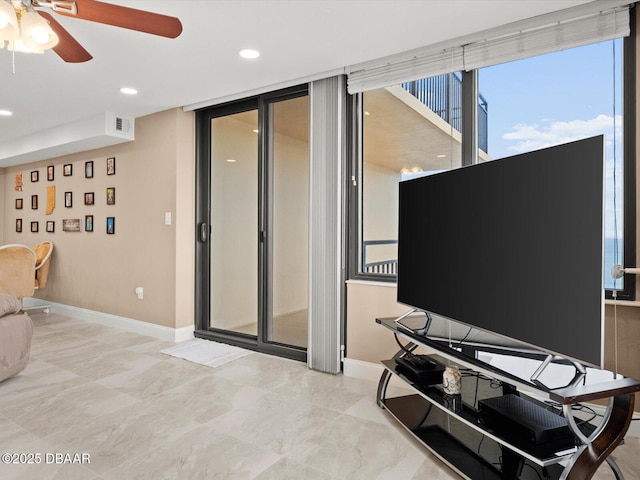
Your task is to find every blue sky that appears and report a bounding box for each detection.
[479,39,622,159]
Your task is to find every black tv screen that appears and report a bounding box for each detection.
[397,136,605,368]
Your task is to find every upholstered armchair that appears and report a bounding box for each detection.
[0,244,36,383]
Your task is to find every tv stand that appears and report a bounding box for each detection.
[376,317,640,480]
[393,308,432,336]
[530,353,586,384]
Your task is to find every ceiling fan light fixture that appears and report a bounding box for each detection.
[120,87,138,95]
[20,10,58,50]
[0,0,19,41]
[7,37,44,53]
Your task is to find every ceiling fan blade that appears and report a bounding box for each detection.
[38,11,93,63]
[54,0,183,39]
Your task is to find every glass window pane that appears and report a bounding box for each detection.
[362,74,463,275]
[270,95,310,348]
[478,40,623,290]
[210,110,258,335]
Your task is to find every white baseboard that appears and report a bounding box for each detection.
[343,357,412,392]
[343,358,385,382]
[23,299,194,343]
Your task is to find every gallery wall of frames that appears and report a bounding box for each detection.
[13,157,117,235]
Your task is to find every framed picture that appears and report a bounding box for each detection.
[64,191,72,208]
[46,221,55,233]
[47,165,54,181]
[62,219,81,232]
[106,187,115,205]
[85,215,93,232]
[63,164,72,176]
[106,217,115,234]
[85,161,94,179]
[15,198,23,209]
[31,171,39,182]
[107,157,116,175]
[84,192,94,205]
[31,195,38,210]
[16,218,22,233]
[31,221,39,233]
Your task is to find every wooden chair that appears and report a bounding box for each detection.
[32,241,54,289]
[0,244,36,300]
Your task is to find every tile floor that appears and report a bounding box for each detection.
[0,311,637,479]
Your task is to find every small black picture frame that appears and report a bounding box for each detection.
[15,198,23,209]
[31,171,39,182]
[31,221,39,233]
[31,195,38,210]
[107,157,116,175]
[84,192,94,205]
[106,217,115,234]
[85,161,94,178]
[64,191,72,208]
[46,221,55,233]
[63,164,72,176]
[47,165,54,181]
[16,218,22,233]
[85,215,93,232]
[106,187,115,205]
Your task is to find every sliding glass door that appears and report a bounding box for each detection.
[210,108,259,336]
[195,86,309,361]
[267,95,309,349]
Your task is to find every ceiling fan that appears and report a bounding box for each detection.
[0,0,182,63]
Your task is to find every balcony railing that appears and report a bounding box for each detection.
[402,74,488,153]
[362,240,398,275]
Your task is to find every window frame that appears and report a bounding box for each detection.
[347,21,636,301]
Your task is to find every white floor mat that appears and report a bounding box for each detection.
[161,338,251,367]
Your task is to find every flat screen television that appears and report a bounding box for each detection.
[397,136,605,368]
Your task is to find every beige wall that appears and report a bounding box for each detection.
[1,108,195,329]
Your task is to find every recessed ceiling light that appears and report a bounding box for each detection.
[120,87,138,95]
[364,111,370,116]
[226,159,237,163]
[437,154,447,158]
[252,129,259,133]
[239,48,260,59]
[0,109,13,116]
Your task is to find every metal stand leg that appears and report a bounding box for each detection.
[560,393,635,480]
[606,457,624,480]
[377,341,417,408]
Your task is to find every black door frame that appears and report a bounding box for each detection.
[194,85,309,362]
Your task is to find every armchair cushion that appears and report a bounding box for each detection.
[0,293,22,317]
[0,312,33,383]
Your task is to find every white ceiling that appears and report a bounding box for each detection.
[0,0,593,167]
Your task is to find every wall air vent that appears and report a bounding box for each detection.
[115,116,132,133]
